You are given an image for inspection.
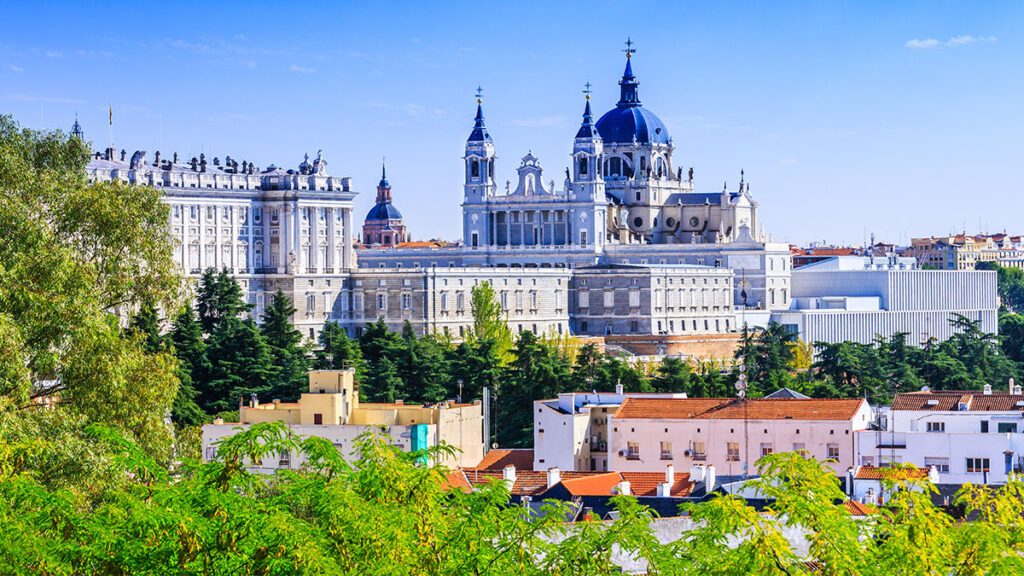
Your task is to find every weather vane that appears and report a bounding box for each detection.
[583,81,592,99]
[624,37,636,58]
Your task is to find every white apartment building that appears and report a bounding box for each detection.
[533,387,688,472]
[607,397,871,477]
[856,386,1024,485]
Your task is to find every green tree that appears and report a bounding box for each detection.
[261,288,310,401]
[204,318,275,412]
[651,356,692,393]
[0,115,181,462]
[469,281,513,363]
[315,319,366,377]
[196,267,251,333]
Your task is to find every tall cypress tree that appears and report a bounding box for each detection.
[196,268,251,333]
[170,304,213,419]
[316,320,366,378]
[205,317,275,413]
[261,289,309,401]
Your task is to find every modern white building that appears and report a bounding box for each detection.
[772,256,998,346]
[856,386,1024,485]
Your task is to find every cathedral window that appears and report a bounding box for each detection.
[610,157,621,177]
[488,160,494,178]
[633,217,643,228]
[640,156,646,173]
[579,157,587,175]
[471,160,479,178]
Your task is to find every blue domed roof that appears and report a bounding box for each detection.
[594,54,671,145]
[366,203,403,221]
[596,106,670,145]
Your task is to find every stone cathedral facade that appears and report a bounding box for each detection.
[83,43,788,342]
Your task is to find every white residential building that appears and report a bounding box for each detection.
[607,397,872,477]
[533,387,687,472]
[856,386,1024,485]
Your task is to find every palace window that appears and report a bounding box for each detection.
[401,293,411,311]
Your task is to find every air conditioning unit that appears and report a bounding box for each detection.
[618,449,628,457]
[684,449,693,457]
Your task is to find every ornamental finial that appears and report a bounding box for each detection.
[623,37,636,58]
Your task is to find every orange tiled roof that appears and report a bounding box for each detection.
[559,473,623,496]
[620,472,694,497]
[441,469,472,492]
[395,241,444,248]
[854,466,929,480]
[842,500,876,516]
[471,449,534,471]
[891,391,1024,411]
[613,397,866,421]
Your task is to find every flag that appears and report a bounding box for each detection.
[109,106,112,125]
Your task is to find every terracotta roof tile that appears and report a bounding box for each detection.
[441,469,472,492]
[620,472,694,497]
[854,466,929,480]
[559,473,624,496]
[891,391,1024,412]
[614,397,866,421]
[842,500,876,516]
[471,449,534,471]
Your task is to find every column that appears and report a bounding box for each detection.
[280,202,290,273]
[342,207,353,270]
[568,209,574,246]
[246,207,254,273]
[327,207,337,272]
[519,210,525,247]
[293,202,302,273]
[310,206,319,273]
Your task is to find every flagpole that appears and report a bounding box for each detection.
[108,104,113,155]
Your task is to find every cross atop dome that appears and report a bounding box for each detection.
[623,37,636,58]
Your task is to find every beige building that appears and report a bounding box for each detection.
[906,234,1024,270]
[202,369,484,470]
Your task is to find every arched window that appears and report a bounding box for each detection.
[471,160,479,178]
[640,156,647,173]
[610,157,621,177]
[488,159,494,178]
[579,157,588,175]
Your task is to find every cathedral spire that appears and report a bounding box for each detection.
[70,114,84,140]
[618,38,640,106]
[575,82,598,139]
[379,158,389,188]
[467,86,492,142]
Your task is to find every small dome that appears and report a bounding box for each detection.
[595,106,670,145]
[366,203,403,221]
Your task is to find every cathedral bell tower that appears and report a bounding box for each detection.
[463,88,496,203]
[571,84,604,201]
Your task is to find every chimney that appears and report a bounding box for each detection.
[846,467,856,497]
[581,507,594,521]
[690,464,706,484]
[615,480,631,495]
[272,399,281,405]
[1011,378,1016,394]
[657,481,672,498]
[615,382,624,395]
[154,151,161,166]
[249,393,258,408]
[1015,385,1022,396]
[213,417,224,425]
[503,464,517,485]
[665,464,675,484]
[395,399,404,406]
[704,465,716,491]
[984,384,992,395]
[546,467,561,488]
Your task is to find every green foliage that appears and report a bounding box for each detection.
[469,281,514,363]
[0,115,181,462]
[261,288,311,401]
[979,261,1024,313]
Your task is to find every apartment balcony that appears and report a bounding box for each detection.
[692,453,707,461]
[589,441,607,453]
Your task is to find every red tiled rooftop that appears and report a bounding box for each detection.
[471,449,534,471]
[854,466,929,480]
[842,500,876,516]
[891,391,1024,412]
[614,397,866,421]
[441,469,472,492]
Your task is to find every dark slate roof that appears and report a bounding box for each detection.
[764,388,811,400]
[365,203,403,221]
[467,103,492,143]
[665,192,742,206]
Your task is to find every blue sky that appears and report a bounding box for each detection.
[2,1,1021,246]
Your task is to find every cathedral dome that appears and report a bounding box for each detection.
[366,203,403,221]
[594,50,671,146]
[595,106,670,145]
